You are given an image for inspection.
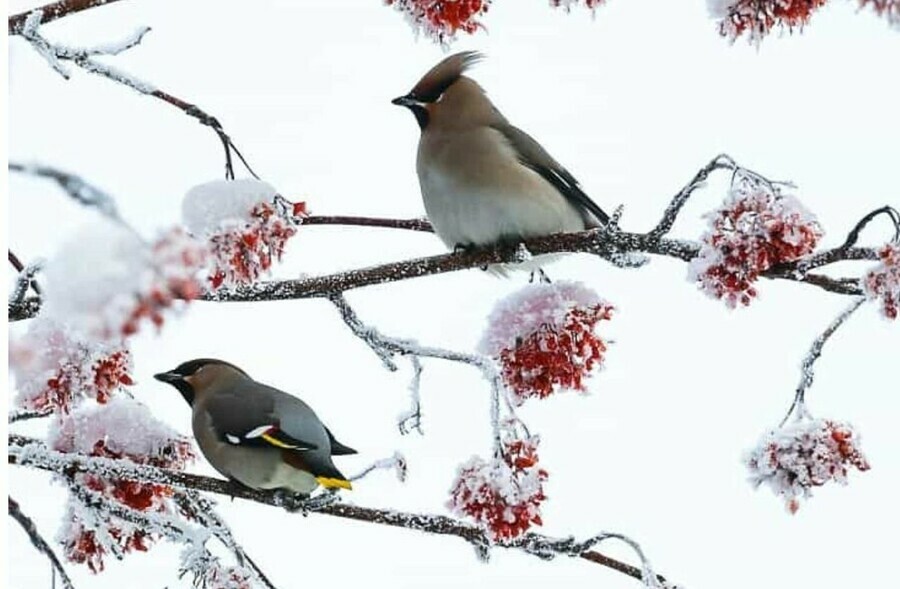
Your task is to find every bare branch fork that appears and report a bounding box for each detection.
[8,497,76,589]
[8,436,670,586]
[13,10,257,180]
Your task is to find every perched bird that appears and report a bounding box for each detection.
[155,359,356,495]
[392,51,609,270]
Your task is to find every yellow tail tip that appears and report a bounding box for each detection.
[316,477,352,490]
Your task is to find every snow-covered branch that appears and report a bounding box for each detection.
[8,497,76,589]
[780,297,868,425]
[8,0,126,35]
[14,14,257,180]
[9,435,672,586]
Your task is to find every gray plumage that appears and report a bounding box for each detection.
[155,359,355,495]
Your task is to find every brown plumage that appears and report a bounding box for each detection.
[392,52,609,272]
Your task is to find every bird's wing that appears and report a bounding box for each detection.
[203,391,319,451]
[492,123,610,226]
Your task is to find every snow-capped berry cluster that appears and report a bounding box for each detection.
[862,242,900,320]
[40,219,208,339]
[51,397,195,507]
[709,0,828,42]
[479,282,614,405]
[9,319,134,413]
[448,431,548,541]
[745,418,870,513]
[58,500,151,573]
[182,179,305,289]
[385,0,491,43]
[51,397,195,570]
[122,227,209,335]
[689,175,823,307]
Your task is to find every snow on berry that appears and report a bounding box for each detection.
[50,396,195,512]
[9,319,133,413]
[58,498,151,573]
[745,418,870,513]
[448,431,548,541]
[862,242,900,320]
[478,281,614,405]
[689,174,822,308]
[710,0,828,43]
[40,220,208,339]
[182,179,305,289]
[385,0,491,43]
[121,227,209,336]
[201,563,254,589]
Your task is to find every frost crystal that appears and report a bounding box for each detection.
[689,175,822,308]
[385,0,491,43]
[182,179,305,288]
[448,430,548,541]
[745,418,870,513]
[862,242,900,320]
[479,282,614,405]
[9,319,133,413]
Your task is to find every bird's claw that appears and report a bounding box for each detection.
[273,489,339,514]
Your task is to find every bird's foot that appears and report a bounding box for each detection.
[272,489,338,515]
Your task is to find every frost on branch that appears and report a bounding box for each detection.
[385,0,491,43]
[745,418,870,513]
[50,397,195,571]
[40,220,207,339]
[479,281,614,405]
[709,0,828,43]
[689,172,822,307]
[199,563,254,589]
[182,179,305,289]
[448,426,548,541]
[862,242,900,319]
[9,319,133,413]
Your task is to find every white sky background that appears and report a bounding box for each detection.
[5,1,900,588]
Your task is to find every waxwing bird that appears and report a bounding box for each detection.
[392,51,610,268]
[155,359,357,495]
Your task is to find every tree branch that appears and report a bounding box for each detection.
[8,0,126,35]
[780,296,867,425]
[9,436,671,586]
[8,496,76,589]
[15,15,256,180]
[302,215,433,232]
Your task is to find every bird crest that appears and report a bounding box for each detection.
[410,50,484,102]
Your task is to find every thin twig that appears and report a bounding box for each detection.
[16,15,256,180]
[9,408,54,423]
[839,205,900,249]
[302,215,434,232]
[10,162,121,221]
[8,497,76,589]
[8,0,125,35]
[780,297,867,426]
[9,436,669,586]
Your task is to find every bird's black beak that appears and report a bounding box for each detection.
[391,94,419,108]
[154,371,183,384]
